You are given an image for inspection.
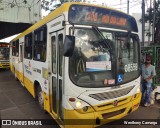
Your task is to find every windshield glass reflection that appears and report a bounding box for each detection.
[0,47,9,60]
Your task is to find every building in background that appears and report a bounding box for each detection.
[0,0,42,41]
[0,0,41,24]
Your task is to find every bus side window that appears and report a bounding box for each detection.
[12,42,16,56]
[33,25,47,62]
[51,36,56,74]
[15,40,19,57]
[24,33,32,59]
[58,34,63,77]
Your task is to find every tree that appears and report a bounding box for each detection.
[144,0,160,44]
[154,0,160,44]
[41,0,62,11]
[41,0,82,11]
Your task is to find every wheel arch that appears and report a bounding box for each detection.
[34,80,42,98]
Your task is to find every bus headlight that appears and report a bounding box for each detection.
[68,97,94,113]
[136,87,141,93]
[76,101,82,108]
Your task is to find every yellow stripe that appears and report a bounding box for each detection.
[10,64,14,73]
[63,93,141,127]
[24,76,35,98]
[11,66,35,97]
[43,92,51,112]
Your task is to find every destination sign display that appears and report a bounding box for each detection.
[69,4,138,32]
[0,43,9,47]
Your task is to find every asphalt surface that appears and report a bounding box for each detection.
[0,69,59,128]
[0,69,160,128]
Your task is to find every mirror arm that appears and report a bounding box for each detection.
[72,24,75,36]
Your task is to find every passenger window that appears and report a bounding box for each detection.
[33,25,47,62]
[58,34,63,76]
[12,42,16,56]
[12,40,19,56]
[15,40,19,56]
[52,36,56,74]
[24,33,32,59]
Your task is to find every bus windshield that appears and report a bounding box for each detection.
[0,45,9,60]
[69,28,140,87]
[116,32,139,84]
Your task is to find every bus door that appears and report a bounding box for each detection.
[50,30,64,120]
[19,43,24,83]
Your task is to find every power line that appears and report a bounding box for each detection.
[109,0,141,7]
[119,1,141,10]
[142,0,145,46]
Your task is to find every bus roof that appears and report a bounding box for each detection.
[11,2,137,42]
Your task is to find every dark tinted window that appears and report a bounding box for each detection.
[33,25,47,62]
[51,36,56,74]
[24,33,32,59]
[15,40,19,56]
[12,42,16,56]
[58,34,63,76]
[12,40,19,56]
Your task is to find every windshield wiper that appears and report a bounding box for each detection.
[92,26,112,53]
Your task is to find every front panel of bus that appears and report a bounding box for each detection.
[0,43,10,68]
[62,4,141,126]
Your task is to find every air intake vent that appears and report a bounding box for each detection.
[102,108,125,119]
[89,86,134,101]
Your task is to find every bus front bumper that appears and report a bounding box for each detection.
[64,92,141,128]
[0,62,10,68]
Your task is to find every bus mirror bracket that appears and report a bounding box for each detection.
[63,35,75,57]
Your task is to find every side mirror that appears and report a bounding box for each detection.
[63,35,75,57]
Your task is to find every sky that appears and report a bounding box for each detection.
[0,0,151,42]
[105,0,142,14]
[96,0,150,15]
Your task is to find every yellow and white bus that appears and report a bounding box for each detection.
[10,2,141,127]
[0,42,10,68]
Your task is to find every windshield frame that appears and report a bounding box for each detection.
[68,26,141,88]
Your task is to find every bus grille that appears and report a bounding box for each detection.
[2,63,9,65]
[102,108,125,119]
[89,86,134,101]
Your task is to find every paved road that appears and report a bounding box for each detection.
[0,69,160,128]
[0,69,59,128]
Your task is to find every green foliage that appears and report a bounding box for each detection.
[142,0,160,44]
[41,0,62,11]
[41,0,81,11]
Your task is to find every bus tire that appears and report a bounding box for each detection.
[37,86,44,110]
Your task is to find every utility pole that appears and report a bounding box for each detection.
[142,0,145,46]
[127,0,129,14]
[152,0,156,44]
[148,0,152,45]
[120,0,122,11]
